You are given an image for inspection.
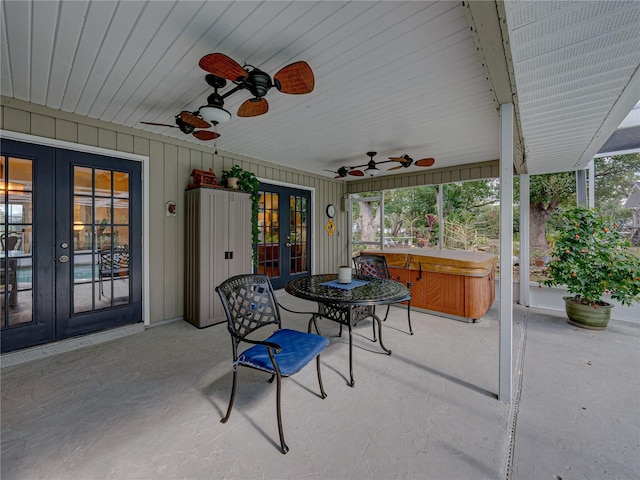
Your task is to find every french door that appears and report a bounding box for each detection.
[1,139,142,353]
[257,183,311,290]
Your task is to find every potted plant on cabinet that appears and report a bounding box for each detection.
[221,165,244,189]
[541,207,640,330]
[221,165,261,264]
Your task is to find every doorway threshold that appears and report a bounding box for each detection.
[1,323,145,368]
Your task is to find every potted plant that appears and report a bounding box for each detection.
[221,165,244,189]
[221,165,261,265]
[541,207,640,330]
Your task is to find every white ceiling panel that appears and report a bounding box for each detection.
[1,1,638,179]
[505,0,640,174]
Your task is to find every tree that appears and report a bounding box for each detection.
[385,187,437,237]
[442,180,498,220]
[529,172,575,247]
[528,153,640,248]
[593,153,640,222]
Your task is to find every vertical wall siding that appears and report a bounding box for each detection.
[1,97,347,323]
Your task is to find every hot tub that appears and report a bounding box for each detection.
[365,249,498,322]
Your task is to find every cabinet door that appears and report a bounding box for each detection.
[226,191,252,278]
[201,189,230,326]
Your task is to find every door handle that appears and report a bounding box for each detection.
[58,255,70,263]
[285,242,292,247]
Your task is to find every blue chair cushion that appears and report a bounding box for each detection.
[236,329,329,377]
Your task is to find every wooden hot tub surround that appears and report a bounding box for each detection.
[364,249,498,322]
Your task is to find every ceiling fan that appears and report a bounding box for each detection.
[197,52,315,120]
[333,152,436,178]
[141,111,220,141]
[141,53,314,139]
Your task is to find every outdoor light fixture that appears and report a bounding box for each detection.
[364,159,380,176]
[198,105,231,124]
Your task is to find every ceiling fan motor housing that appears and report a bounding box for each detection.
[175,116,195,134]
[245,68,273,98]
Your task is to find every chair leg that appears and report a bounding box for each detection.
[371,318,377,342]
[274,371,289,454]
[316,356,327,399]
[385,302,414,335]
[371,306,378,342]
[407,299,414,335]
[221,370,238,424]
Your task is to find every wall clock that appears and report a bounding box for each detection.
[326,204,336,218]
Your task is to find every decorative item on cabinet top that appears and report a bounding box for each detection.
[188,168,220,190]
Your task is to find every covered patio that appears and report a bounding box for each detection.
[2,297,638,479]
[1,2,639,478]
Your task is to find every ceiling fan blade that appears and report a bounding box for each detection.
[141,121,176,128]
[192,130,220,141]
[388,165,404,171]
[388,157,407,163]
[237,98,269,117]
[199,53,247,81]
[349,170,365,177]
[274,61,315,94]
[415,158,436,167]
[179,111,210,129]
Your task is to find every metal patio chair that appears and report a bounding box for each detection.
[98,247,129,299]
[353,253,414,335]
[216,274,329,454]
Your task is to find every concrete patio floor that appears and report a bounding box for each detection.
[1,294,638,480]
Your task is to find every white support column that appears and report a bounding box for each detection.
[576,169,588,206]
[588,159,595,208]
[437,184,444,250]
[519,174,530,307]
[499,103,514,403]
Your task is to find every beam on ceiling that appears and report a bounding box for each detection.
[464,1,526,175]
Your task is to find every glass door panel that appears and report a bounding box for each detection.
[289,195,308,275]
[1,140,55,353]
[72,166,131,314]
[257,192,280,278]
[1,156,34,327]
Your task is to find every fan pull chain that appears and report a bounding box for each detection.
[214,123,218,155]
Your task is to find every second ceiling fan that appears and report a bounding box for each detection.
[331,152,436,178]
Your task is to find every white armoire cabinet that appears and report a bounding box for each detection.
[184,187,252,328]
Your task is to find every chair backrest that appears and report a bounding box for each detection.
[216,274,282,349]
[353,254,391,279]
[1,232,21,251]
[99,247,130,275]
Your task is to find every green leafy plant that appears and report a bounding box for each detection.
[221,165,261,265]
[541,207,640,306]
[220,165,244,185]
